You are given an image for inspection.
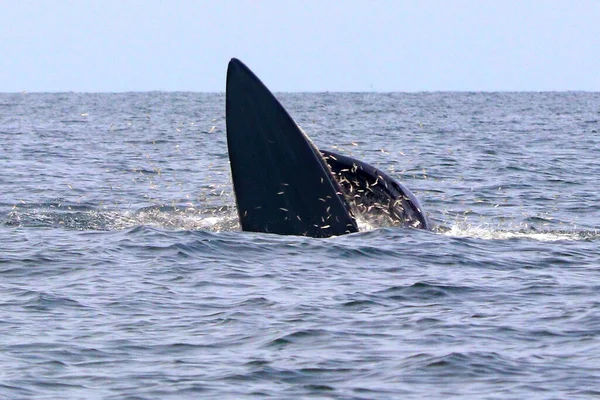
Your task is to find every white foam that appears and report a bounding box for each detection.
[442,223,592,242]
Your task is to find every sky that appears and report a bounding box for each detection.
[1,0,599,92]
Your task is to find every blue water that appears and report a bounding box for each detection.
[1,92,599,399]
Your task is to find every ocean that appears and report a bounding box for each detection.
[1,92,599,399]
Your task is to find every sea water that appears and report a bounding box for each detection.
[1,92,599,398]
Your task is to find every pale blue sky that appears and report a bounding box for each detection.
[1,0,599,92]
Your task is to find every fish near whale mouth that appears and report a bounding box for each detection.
[320,150,430,230]
[225,58,429,237]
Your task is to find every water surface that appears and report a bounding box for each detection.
[1,92,599,398]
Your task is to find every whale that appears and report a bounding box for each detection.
[225,58,430,237]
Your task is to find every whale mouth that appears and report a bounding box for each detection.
[225,58,429,237]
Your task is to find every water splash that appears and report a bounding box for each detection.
[441,222,598,242]
[4,205,240,232]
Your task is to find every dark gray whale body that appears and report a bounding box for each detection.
[225,58,430,237]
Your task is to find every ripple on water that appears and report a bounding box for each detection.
[1,92,600,399]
